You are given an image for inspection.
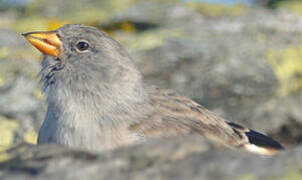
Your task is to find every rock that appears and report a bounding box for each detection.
[102,1,197,30]
[0,29,26,48]
[0,137,301,180]
[0,28,43,148]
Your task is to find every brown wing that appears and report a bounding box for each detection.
[129,86,248,148]
[129,85,284,155]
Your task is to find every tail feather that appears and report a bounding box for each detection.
[244,129,284,155]
[227,122,284,155]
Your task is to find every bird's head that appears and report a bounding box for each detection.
[23,24,142,97]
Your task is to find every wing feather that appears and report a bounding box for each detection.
[129,86,284,155]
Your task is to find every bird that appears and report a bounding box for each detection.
[23,24,284,155]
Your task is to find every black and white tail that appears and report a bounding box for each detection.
[227,122,284,155]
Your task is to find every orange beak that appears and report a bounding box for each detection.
[22,31,62,57]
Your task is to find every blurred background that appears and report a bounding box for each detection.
[0,0,301,152]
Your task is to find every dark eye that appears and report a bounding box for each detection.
[76,41,89,51]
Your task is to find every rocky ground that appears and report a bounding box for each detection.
[1,137,302,180]
[0,0,302,179]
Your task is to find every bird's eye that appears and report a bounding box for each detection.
[76,41,90,51]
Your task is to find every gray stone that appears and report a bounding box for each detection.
[0,137,301,180]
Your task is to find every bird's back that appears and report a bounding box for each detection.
[129,85,283,155]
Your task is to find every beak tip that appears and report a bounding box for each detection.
[22,32,31,38]
[21,32,28,36]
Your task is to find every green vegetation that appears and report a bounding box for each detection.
[186,2,248,17]
[254,0,299,9]
[254,0,302,16]
[24,131,38,145]
[276,0,302,16]
[126,29,184,50]
[275,170,302,180]
[236,170,302,180]
[2,0,142,32]
[0,116,19,152]
[236,174,257,180]
[267,44,302,96]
